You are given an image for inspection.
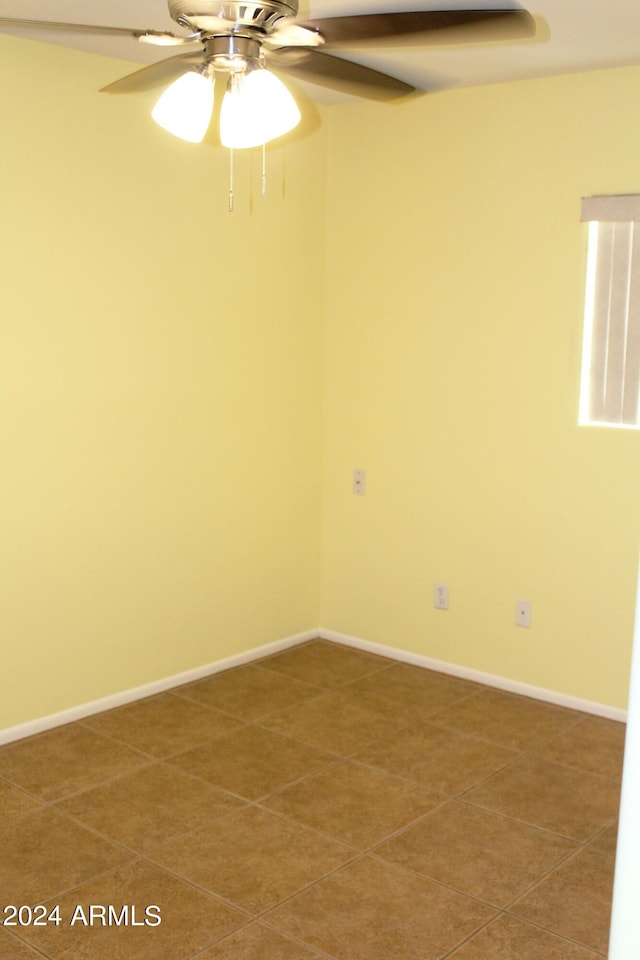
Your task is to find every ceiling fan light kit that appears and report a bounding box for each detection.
[1,3,535,202]
[151,64,215,142]
[150,30,302,149]
[220,66,301,149]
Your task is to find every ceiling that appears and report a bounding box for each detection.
[1,0,640,104]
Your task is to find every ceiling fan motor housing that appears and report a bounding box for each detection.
[169,0,299,36]
[203,34,263,69]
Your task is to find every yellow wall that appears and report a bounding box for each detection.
[2,33,640,728]
[321,66,640,709]
[0,36,326,728]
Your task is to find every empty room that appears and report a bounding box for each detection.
[1,2,640,958]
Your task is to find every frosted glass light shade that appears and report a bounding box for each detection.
[220,69,300,149]
[152,70,214,143]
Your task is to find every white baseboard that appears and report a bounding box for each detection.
[0,630,318,746]
[318,627,628,722]
[1,625,625,746]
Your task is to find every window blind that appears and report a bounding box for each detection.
[579,196,640,428]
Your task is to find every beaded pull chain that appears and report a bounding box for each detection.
[228,148,234,213]
[227,144,270,211]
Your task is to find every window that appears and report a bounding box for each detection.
[579,195,640,429]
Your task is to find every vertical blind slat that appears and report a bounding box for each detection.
[623,223,640,425]
[603,223,632,424]
[589,223,614,423]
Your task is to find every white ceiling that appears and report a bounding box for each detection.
[1,0,640,103]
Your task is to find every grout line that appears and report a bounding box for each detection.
[135,853,259,926]
[503,838,617,913]
[364,848,503,912]
[438,910,607,960]
[19,852,141,911]
[255,920,339,960]
[1,922,56,959]
[438,912,500,959]
[251,795,364,852]
[255,848,372,920]
[496,909,609,957]
[0,773,49,810]
[453,792,586,843]
[189,917,336,960]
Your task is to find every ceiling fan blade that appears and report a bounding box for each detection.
[296,9,535,48]
[267,47,415,101]
[265,23,324,49]
[100,52,203,94]
[0,17,199,46]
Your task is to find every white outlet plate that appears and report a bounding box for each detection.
[434,583,449,610]
[515,599,532,628]
[352,469,366,495]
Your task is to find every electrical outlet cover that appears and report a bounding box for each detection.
[515,599,532,627]
[434,583,449,610]
[352,469,366,495]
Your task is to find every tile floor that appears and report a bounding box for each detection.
[0,639,625,959]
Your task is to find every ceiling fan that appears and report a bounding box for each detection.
[0,2,535,148]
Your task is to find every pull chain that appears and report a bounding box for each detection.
[228,148,234,213]
[227,144,268,210]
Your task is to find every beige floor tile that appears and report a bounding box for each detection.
[338,664,480,724]
[533,714,626,781]
[267,854,496,960]
[464,755,621,841]
[354,721,518,795]
[428,688,581,751]
[260,690,406,755]
[197,922,324,959]
[55,763,245,853]
[509,845,615,954]
[0,725,147,802]
[168,725,335,800]
[0,808,131,905]
[175,664,322,722]
[0,926,50,960]
[263,760,446,848]
[376,800,576,907]
[447,914,603,959]
[148,805,356,915]
[18,859,247,960]
[258,640,392,688]
[81,692,243,758]
[0,779,43,821]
